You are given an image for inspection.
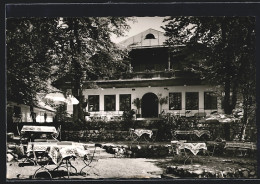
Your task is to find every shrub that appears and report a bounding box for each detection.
[60,118,187,141]
[122,110,135,121]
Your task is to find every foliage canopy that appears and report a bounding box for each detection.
[163,16,256,114]
[6,17,131,112]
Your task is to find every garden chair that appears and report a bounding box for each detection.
[205,142,217,157]
[182,148,206,165]
[170,141,179,155]
[171,140,186,163]
[18,142,54,179]
[19,141,47,166]
[176,142,189,164]
[80,144,100,176]
[33,152,78,179]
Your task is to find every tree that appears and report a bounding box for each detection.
[163,16,256,140]
[50,17,131,122]
[7,17,132,123]
[6,18,60,124]
[6,18,58,106]
[238,39,256,140]
[55,104,70,123]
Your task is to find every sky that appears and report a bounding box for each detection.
[110,16,169,43]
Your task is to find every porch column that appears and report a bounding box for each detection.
[182,91,186,115]
[116,94,120,114]
[100,95,104,112]
[199,91,204,113]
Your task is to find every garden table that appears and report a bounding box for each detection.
[177,142,207,155]
[174,130,211,138]
[20,125,60,142]
[21,125,58,133]
[171,141,207,164]
[129,128,156,143]
[134,129,153,138]
[224,142,257,156]
[24,142,91,179]
[224,142,256,150]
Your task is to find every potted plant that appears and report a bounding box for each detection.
[157,93,168,117]
[132,98,142,118]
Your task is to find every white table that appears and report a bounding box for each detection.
[24,141,91,178]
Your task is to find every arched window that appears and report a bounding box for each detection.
[145,33,156,39]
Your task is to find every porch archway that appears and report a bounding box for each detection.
[141,93,158,118]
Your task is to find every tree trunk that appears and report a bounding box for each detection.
[68,18,85,123]
[30,105,36,123]
[221,20,235,115]
[240,123,247,141]
[231,85,238,111]
[223,78,232,114]
[71,70,85,122]
[239,89,249,141]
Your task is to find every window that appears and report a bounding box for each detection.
[145,33,156,39]
[104,95,116,111]
[169,93,182,110]
[120,94,131,111]
[221,92,233,109]
[186,92,199,110]
[88,95,99,111]
[204,92,217,110]
[13,106,21,117]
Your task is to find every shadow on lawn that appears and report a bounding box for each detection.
[30,170,82,179]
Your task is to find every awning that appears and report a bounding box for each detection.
[45,93,79,105]
[21,125,57,133]
[66,95,79,105]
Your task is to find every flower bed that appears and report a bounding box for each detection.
[102,144,170,158]
[165,164,256,178]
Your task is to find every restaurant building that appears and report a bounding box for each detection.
[67,29,223,120]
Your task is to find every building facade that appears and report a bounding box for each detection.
[67,29,223,120]
[7,101,55,123]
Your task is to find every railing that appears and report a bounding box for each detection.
[84,67,202,81]
[85,109,221,122]
[162,108,222,117]
[124,70,175,79]
[88,110,124,116]
[86,111,124,122]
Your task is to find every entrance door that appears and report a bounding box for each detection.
[141,93,158,118]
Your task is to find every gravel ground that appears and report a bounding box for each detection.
[6,140,257,180]
[6,151,164,180]
[6,153,257,180]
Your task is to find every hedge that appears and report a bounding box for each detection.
[60,119,174,141]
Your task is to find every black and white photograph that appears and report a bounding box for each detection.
[4,3,258,181]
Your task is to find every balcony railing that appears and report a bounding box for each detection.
[90,69,200,81]
[119,70,176,80]
[118,70,199,80]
